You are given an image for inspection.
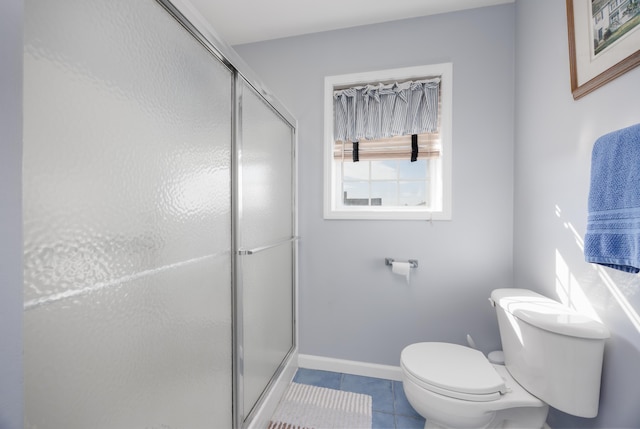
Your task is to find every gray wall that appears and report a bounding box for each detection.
[514,0,640,428]
[235,4,516,365]
[238,1,640,427]
[0,0,24,427]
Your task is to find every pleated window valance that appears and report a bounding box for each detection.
[333,78,440,141]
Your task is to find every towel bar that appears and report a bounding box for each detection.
[238,236,299,255]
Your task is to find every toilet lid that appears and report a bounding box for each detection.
[401,342,506,401]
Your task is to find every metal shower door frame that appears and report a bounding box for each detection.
[154,2,298,428]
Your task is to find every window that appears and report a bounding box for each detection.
[323,63,452,220]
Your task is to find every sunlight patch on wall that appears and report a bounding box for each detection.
[555,204,640,333]
[555,248,602,322]
[592,264,640,333]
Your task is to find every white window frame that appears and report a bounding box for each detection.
[323,63,453,220]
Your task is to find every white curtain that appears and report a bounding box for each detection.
[333,78,440,142]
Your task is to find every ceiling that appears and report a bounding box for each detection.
[188,0,514,46]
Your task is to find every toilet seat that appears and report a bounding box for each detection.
[401,342,507,402]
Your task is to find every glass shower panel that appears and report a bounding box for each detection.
[241,243,294,416]
[23,0,233,428]
[239,79,295,419]
[240,83,294,249]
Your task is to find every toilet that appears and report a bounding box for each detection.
[400,288,610,429]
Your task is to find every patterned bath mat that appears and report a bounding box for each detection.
[268,382,372,429]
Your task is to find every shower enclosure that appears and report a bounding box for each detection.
[22,0,296,428]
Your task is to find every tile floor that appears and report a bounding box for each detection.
[292,368,426,429]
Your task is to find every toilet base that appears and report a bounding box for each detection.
[422,405,549,429]
[402,364,548,429]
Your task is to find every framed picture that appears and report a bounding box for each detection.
[567,0,640,99]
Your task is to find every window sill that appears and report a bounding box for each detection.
[323,208,451,221]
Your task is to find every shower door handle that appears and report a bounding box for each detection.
[237,236,298,256]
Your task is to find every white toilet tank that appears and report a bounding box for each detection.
[491,288,609,418]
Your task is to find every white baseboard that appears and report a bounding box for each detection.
[246,353,402,429]
[298,354,403,381]
[246,350,298,429]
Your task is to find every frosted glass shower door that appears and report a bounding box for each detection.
[237,79,296,422]
[23,0,233,428]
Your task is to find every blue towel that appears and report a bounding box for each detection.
[585,123,640,273]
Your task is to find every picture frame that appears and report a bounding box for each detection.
[566,0,640,100]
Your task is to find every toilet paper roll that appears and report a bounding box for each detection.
[392,261,411,284]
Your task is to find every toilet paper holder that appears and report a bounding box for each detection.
[385,257,418,268]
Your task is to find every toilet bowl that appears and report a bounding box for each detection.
[400,289,609,429]
[401,342,548,429]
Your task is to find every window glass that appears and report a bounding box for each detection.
[398,159,427,180]
[371,161,398,180]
